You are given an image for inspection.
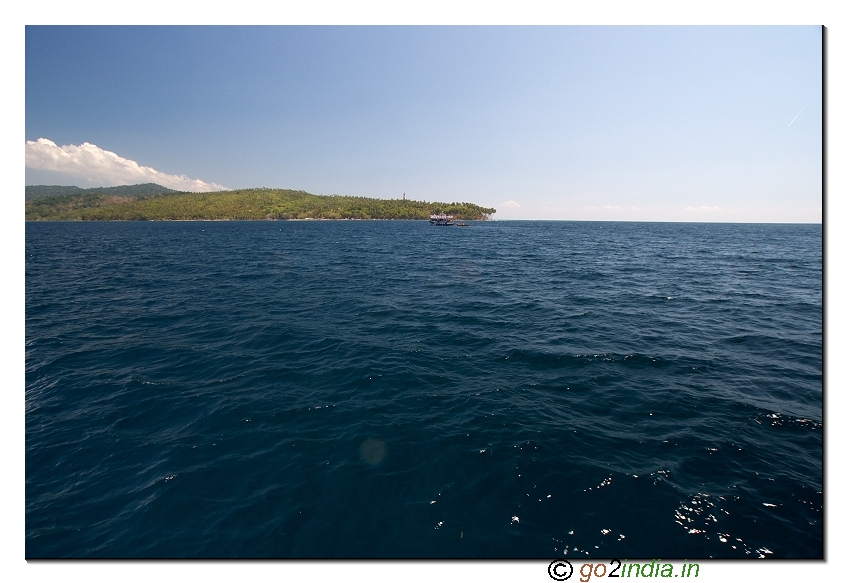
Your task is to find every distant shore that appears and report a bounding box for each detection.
[26,184,496,222]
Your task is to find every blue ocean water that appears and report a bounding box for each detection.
[25,220,822,558]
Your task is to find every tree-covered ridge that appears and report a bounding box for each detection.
[25,187,496,221]
[25,183,178,200]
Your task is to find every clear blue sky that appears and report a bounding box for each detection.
[25,26,822,222]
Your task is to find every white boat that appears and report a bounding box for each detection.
[429,213,455,226]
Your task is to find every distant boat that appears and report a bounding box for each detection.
[456,222,469,227]
[430,213,455,226]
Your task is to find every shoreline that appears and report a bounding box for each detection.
[25,217,492,222]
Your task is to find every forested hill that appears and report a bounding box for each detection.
[25,183,178,200]
[25,187,497,221]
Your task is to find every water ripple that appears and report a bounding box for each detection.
[26,221,821,557]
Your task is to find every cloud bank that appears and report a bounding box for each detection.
[25,139,227,192]
[499,200,521,208]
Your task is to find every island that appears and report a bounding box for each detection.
[25,184,496,221]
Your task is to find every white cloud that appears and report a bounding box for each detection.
[602,205,623,211]
[500,200,521,208]
[25,139,227,192]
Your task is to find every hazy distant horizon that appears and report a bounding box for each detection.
[23,179,823,225]
[25,177,823,225]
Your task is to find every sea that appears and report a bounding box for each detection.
[25,220,822,558]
